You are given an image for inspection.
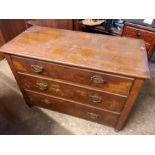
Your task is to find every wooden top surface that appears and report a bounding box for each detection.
[0,26,150,79]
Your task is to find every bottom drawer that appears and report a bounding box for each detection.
[26,90,119,127]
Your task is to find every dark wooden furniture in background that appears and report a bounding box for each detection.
[26,19,74,30]
[122,21,155,59]
[0,29,6,59]
[0,26,150,131]
[0,19,27,59]
[0,19,77,43]
[0,20,27,42]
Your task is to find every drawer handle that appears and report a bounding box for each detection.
[91,75,106,84]
[89,95,102,103]
[87,112,99,119]
[42,99,51,104]
[136,31,141,37]
[36,82,48,90]
[31,65,43,73]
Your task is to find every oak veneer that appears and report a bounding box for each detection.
[18,72,126,113]
[26,90,119,127]
[0,26,150,131]
[11,55,134,96]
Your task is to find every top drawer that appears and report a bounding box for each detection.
[124,26,155,43]
[11,56,134,96]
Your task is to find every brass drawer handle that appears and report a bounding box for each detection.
[31,65,43,73]
[42,98,51,104]
[89,95,102,103]
[91,75,106,84]
[36,82,48,90]
[87,112,99,119]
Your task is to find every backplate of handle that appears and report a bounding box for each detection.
[31,65,43,73]
[89,95,102,103]
[42,98,51,104]
[90,75,106,84]
[87,112,99,119]
[36,82,48,90]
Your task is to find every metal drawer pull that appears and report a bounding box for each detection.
[36,82,48,90]
[90,75,106,84]
[87,112,99,119]
[89,95,102,103]
[31,65,43,73]
[43,99,51,104]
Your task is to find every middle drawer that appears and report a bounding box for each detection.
[18,73,126,113]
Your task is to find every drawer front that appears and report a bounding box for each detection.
[124,26,155,43]
[12,56,133,96]
[19,73,126,113]
[26,90,119,127]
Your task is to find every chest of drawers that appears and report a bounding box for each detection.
[0,26,150,131]
[122,22,155,59]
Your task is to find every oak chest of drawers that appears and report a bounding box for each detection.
[0,26,150,131]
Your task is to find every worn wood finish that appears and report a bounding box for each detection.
[122,22,155,59]
[18,73,126,113]
[115,79,144,131]
[0,26,150,130]
[0,26,150,79]
[11,55,134,96]
[26,90,119,127]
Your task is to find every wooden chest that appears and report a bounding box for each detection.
[0,26,150,131]
[122,22,155,59]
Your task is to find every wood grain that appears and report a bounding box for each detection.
[26,89,119,127]
[11,55,134,96]
[0,26,150,79]
[0,25,150,131]
[18,72,127,113]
